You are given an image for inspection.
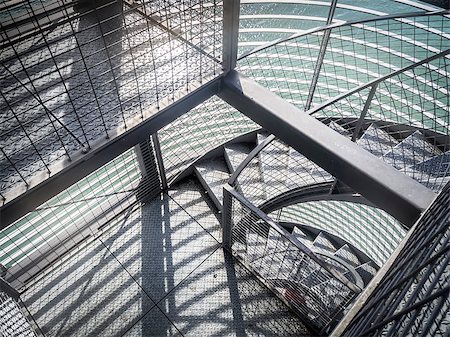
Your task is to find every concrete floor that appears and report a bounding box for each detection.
[21,179,312,337]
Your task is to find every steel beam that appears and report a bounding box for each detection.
[218,71,436,226]
[0,76,221,229]
[222,0,241,73]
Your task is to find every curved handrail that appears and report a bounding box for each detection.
[314,250,365,290]
[225,185,362,293]
[228,134,276,185]
[307,49,450,118]
[238,9,449,61]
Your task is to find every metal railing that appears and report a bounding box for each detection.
[239,47,450,192]
[222,185,361,333]
[0,0,222,200]
[238,10,450,111]
[0,277,38,337]
[238,15,450,194]
[337,182,450,337]
[228,135,334,208]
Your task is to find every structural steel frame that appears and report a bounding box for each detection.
[0,76,221,228]
[219,70,436,226]
[0,4,442,232]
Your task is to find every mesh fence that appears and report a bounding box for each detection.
[238,13,450,110]
[272,201,405,267]
[158,96,258,181]
[311,54,450,192]
[0,146,150,290]
[342,181,450,337]
[225,188,359,332]
[0,0,222,198]
[231,136,333,207]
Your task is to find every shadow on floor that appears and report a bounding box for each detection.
[21,180,312,336]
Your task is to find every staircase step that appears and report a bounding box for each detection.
[333,244,361,268]
[328,121,352,138]
[257,135,290,197]
[354,261,378,285]
[311,232,337,255]
[383,131,442,169]
[357,124,399,157]
[401,151,450,191]
[285,147,332,190]
[292,226,309,244]
[194,157,230,210]
[224,142,254,173]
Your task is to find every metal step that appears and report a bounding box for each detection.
[285,147,332,190]
[401,151,450,192]
[224,142,254,173]
[194,157,230,210]
[311,232,337,255]
[328,121,352,138]
[257,134,290,197]
[357,124,399,157]
[292,226,310,245]
[333,244,361,268]
[383,131,442,169]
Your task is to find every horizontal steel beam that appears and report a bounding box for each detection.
[218,71,436,226]
[0,76,221,229]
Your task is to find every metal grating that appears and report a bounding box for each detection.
[341,182,450,337]
[158,96,258,181]
[0,0,222,199]
[0,139,162,290]
[0,291,37,337]
[223,186,360,333]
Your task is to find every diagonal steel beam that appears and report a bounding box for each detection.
[0,75,221,229]
[218,71,436,226]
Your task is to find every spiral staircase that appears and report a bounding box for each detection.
[169,119,450,332]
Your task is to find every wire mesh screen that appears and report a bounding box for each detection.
[0,146,152,289]
[158,96,258,181]
[238,13,450,111]
[311,54,450,193]
[231,136,333,207]
[0,291,37,337]
[272,201,405,267]
[224,188,359,333]
[0,0,222,199]
[341,182,450,337]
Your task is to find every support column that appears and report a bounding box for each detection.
[222,0,241,73]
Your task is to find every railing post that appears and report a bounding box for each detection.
[222,0,241,73]
[351,83,379,142]
[304,0,338,111]
[222,184,233,249]
[151,133,168,190]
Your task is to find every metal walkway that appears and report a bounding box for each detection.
[20,179,312,337]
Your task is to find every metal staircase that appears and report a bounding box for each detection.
[181,120,449,332]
